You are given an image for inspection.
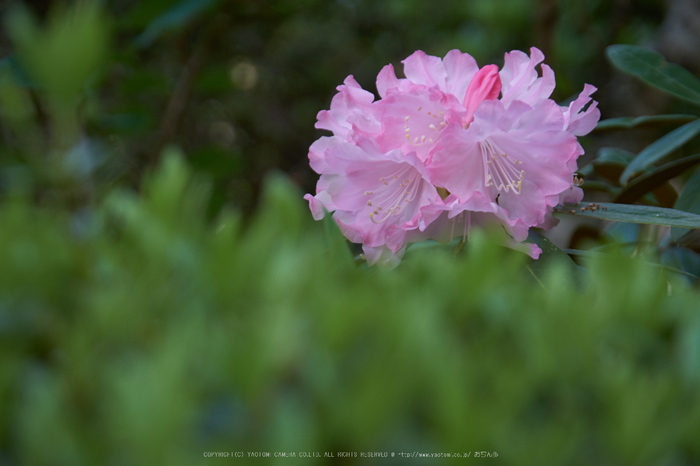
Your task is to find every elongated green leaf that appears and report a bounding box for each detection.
[672,166,700,241]
[597,147,635,164]
[607,45,700,105]
[525,229,583,285]
[555,202,700,229]
[592,147,635,183]
[620,119,700,184]
[595,114,698,131]
[614,153,700,204]
[662,247,700,280]
[564,248,698,279]
[581,180,621,195]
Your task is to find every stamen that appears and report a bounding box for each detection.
[367,165,423,224]
[463,211,470,242]
[405,107,448,147]
[479,139,525,195]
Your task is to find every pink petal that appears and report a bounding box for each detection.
[442,49,479,103]
[496,178,548,227]
[565,84,600,136]
[374,87,459,162]
[426,126,486,201]
[500,47,555,107]
[362,244,405,267]
[402,50,447,89]
[304,192,331,220]
[315,75,379,139]
[308,136,343,173]
[376,64,401,98]
[517,241,542,259]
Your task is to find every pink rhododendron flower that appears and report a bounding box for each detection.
[305,48,600,265]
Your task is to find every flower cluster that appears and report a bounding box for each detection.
[305,48,600,265]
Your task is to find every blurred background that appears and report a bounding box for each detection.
[1,0,696,219]
[3,2,700,464]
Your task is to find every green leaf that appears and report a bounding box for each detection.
[135,0,219,48]
[606,45,700,105]
[672,166,700,241]
[5,2,109,103]
[525,229,583,286]
[565,248,698,280]
[597,147,635,165]
[661,247,700,280]
[592,147,635,183]
[323,213,353,267]
[620,119,700,184]
[613,153,700,204]
[580,180,621,195]
[595,114,698,131]
[555,202,700,229]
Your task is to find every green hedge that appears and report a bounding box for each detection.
[1,151,699,465]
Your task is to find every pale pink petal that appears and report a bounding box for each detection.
[500,47,555,107]
[559,185,584,205]
[376,64,401,98]
[334,211,364,244]
[514,240,542,259]
[363,244,405,267]
[315,75,380,139]
[496,178,548,228]
[304,192,331,220]
[463,99,580,230]
[442,49,480,103]
[426,125,486,201]
[506,98,565,133]
[308,136,343,173]
[538,207,560,230]
[493,129,579,200]
[564,84,600,136]
[401,51,447,89]
[374,87,460,162]
[311,137,442,258]
[537,64,556,102]
[315,110,345,137]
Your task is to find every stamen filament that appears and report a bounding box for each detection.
[480,139,524,195]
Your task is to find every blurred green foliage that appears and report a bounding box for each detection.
[0,152,699,465]
[2,1,700,464]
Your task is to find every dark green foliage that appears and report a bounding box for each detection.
[0,0,667,214]
[1,2,700,464]
[1,154,699,465]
